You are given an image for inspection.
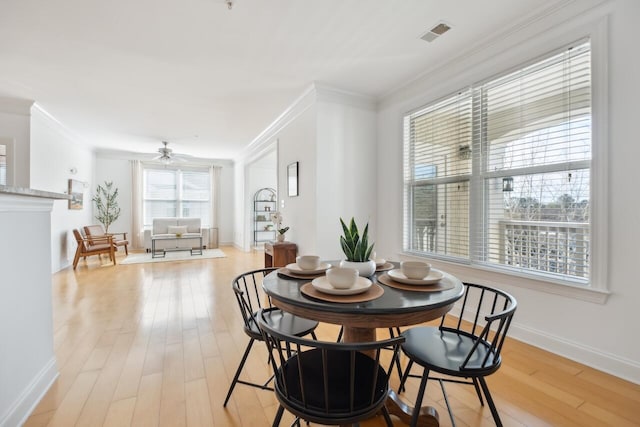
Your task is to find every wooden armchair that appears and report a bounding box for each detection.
[84,224,129,255]
[72,229,116,269]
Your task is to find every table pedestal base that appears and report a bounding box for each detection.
[342,326,375,343]
[387,390,439,427]
[340,326,441,427]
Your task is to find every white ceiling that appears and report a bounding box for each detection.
[0,0,562,160]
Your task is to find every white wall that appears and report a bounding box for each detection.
[315,93,377,259]
[0,196,59,427]
[276,105,318,255]
[238,84,377,260]
[30,106,95,272]
[376,0,640,383]
[0,97,33,187]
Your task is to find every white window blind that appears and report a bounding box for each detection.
[403,91,473,259]
[404,39,592,285]
[143,167,211,227]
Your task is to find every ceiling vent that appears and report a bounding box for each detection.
[420,21,452,43]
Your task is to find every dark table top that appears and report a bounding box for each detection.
[262,261,464,322]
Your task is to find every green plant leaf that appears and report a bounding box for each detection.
[340,236,354,260]
[339,217,374,262]
[92,181,121,233]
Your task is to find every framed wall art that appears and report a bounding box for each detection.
[68,179,84,210]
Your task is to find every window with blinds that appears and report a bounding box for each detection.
[143,167,211,227]
[404,39,592,285]
[403,90,473,258]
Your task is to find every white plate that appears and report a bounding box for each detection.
[374,258,387,267]
[311,276,372,295]
[387,268,444,285]
[285,262,331,275]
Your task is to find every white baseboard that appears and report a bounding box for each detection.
[0,357,58,427]
[452,306,640,385]
[510,323,640,385]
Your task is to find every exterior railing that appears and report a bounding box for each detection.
[498,220,589,278]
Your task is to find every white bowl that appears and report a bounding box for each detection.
[296,255,321,270]
[326,267,358,289]
[400,261,431,279]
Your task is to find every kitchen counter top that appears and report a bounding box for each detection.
[0,185,70,200]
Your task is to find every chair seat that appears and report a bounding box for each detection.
[86,243,113,252]
[84,225,129,255]
[401,326,500,377]
[246,309,317,340]
[277,349,389,417]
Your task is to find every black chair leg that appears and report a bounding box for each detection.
[438,378,456,427]
[472,377,485,406]
[409,369,429,427]
[399,359,414,393]
[381,405,394,427]
[272,405,285,427]
[223,338,255,407]
[479,377,503,427]
[388,328,404,381]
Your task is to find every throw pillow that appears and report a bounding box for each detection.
[168,225,188,236]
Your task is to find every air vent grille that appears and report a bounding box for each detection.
[420,21,452,43]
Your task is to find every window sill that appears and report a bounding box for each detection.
[399,251,610,304]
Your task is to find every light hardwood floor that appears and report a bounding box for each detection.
[24,246,639,427]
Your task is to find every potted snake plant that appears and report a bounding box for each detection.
[339,217,376,277]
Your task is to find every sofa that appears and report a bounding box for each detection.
[144,217,209,252]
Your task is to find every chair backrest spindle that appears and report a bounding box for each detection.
[232,268,276,333]
[257,309,403,425]
[441,283,517,372]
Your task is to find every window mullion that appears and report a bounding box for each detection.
[470,86,486,263]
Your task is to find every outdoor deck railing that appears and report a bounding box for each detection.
[498,220,589,278]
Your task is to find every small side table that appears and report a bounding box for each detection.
[264,241,297,268]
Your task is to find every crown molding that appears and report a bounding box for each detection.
[313,82,376,111]
[0,97,34,116]
[239,83,316,163]
[31,104,90,148]
[239,82,376,164]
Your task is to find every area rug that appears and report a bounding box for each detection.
[120,249,226,265]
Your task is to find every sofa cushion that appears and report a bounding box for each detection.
[153,218,179,234]
[168,225,188,235]
[178,218,201,233]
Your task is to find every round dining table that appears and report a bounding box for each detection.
[262,261,465,427]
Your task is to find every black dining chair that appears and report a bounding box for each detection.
[398,282,517,427]
[223,268,319,407]
[336,325,405,383]
[257,309,405,427]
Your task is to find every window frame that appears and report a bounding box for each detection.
[401,21,609,303]
[142,165,211,228]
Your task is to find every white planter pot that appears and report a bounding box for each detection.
[339,259,376,277]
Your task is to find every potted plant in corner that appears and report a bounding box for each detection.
[92,181,121,233]
[339,217,376,277]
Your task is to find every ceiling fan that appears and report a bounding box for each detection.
[153,141,187,164]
